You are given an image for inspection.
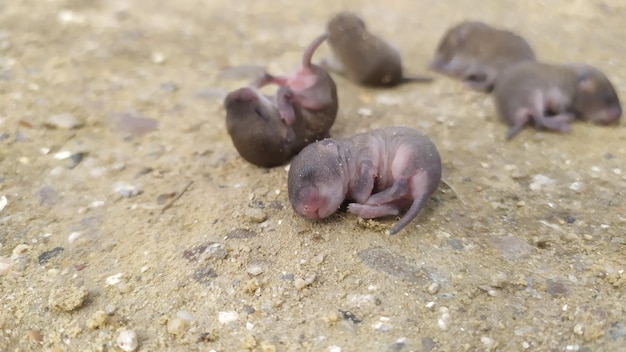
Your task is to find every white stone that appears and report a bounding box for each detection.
[116,329,138,352]
[106,273,124,286]
[218,311,239,324]
[0,195,7,212]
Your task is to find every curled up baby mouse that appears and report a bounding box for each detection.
[288,126,442,235]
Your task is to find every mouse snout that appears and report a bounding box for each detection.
[296,203,321,219]
[293,186,324,219]
[592,105,622,125]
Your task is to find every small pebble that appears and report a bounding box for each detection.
[372,317,392,332]
[37,186,60,206]
[389,337,406,352]
[110,112,158,137]
[68,232,81,243]
[87,310,107,329]
[260,340,277,352]
[357,107,372,117]
[113,182,142,198]
[240,334,257,349]
[0,257,13,275]
[437,307,450,330]
[176,310,195,322]
[481,336,495,350]
[294,272,317,290]
[53,150,72,160]
[38,247,64,265]
[243,304,256,314]
[167,317,186,336]
[48,285,88,311]
[118,282,131,293]
[151,52,166,64]
[329,346,342,352]
[573,323,584,335]
[375,94,402,106]
[427,282,440,294]
[569,182,583,192]
[546,279,569,298]
[247,263,264,276]
[346,294,377,309]
[610,237,625,245]
[529,174,555,191]
[116,329,139,352]
[422,337,436,352]
[490,236,534,261]
[25,330,43,344]
[0,195,7,212]
[45,113,84,129]
[106,273,124,286]
[68,152,86,169]
[244,208,267,223]
[218,311,239,324]
[12,244,30,256]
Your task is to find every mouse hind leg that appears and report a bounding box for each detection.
[533,88,574,133]
[505,90,545,140]
[364,179,409,206]
[347,203,400,219]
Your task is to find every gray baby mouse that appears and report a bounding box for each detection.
[288,126,442,235]
[430,21,536,92]
[493,61,622,139]
[321,12,433,87]
[225,84,300,167]
[224,34,339,167]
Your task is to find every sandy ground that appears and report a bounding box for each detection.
[1,0,625,351]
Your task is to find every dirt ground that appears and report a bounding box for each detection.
[1,0,625,351]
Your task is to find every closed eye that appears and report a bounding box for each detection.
[253,106,266,119]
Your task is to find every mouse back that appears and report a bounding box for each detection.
[327,12,404,86]
[225,88,295,167]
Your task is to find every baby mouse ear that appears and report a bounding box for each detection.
[569,64,596,92]
[576,73,597,93]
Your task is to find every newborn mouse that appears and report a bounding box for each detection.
[255,34,338,141]
[224,85,298,167]
[224,34,339,167]
[288,126,442,235]
[430,21,536,92]
[493,61,622,139]
[321,12,433,87]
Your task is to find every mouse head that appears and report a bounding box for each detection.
[224,87,292,167]
[569,64,622,125]
[288,139,347,219]
[430,21,488,72]
[328,12,366,37]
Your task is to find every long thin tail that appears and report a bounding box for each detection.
[303,34,329,69]
[387,196,428,235]
[400,74,435,84]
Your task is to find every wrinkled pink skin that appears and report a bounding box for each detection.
[288,127,442,235]
[255,34,337,129]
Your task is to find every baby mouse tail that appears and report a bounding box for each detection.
[387,196,429,235]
